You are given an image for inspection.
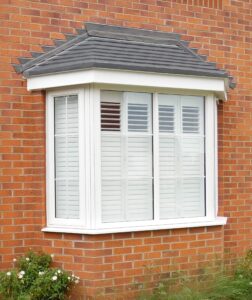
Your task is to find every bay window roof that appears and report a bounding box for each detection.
[15,23,235,99]
[16,23,231,80]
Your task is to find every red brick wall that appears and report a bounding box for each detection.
[0,0,252,298]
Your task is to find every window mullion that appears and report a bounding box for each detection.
[176,98,182,218]
[153,92,159,222]
[205,94,216,219]
[93,87,102,228]
[122,94,128,222]
[46,94,56,226]
[87,85,101,229]
[78,89,86,227]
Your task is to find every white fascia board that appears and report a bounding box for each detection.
[27,69,227,100]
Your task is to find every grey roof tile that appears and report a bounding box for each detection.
[15,23,234,87]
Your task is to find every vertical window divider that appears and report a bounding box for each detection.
[214,98,218,216]
[205,94,216,219]
[83,86,92,228]
[78,88,85,227]
[122,93,128,221]
[153,92,159,222]
[88,84,98,228]
[93,86,101,228]
[176,98,182,218]
[46,93,56,226]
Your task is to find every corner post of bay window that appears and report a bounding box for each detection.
[46,92,55,227]
[214,97,219,216]
[88,85,101,229]
[153,92,160,221]
[78,88,86,228]
[205,93,217,219]
[83,85,92,228]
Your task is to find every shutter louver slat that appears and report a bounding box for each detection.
[160,178,177,218]
[127,135,153,221]
[54,95,79,219]
[128,103,149,132]
[159,105,175,133]
[127,179,153,221]
[182,106,200,134]
[180,178,205,217]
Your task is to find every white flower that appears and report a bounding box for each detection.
[50,254,54,258]
[57,270,61,274]
[52,275,57,281]
[38,271,44,276]
[6,272,11,276]
[68,276,71,280]
[13,258,17,262]
[18,274,23,279]
[75,279,80,284]
[25,257,30,261]
[20,271,25,275]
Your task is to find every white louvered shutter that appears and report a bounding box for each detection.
[54,95,79,219]
[180,96,205,217]
[101,91,124,222]
[126,93,153,221]
[101,91,153,223]
[158,95,205,219]
[158,95,179,219]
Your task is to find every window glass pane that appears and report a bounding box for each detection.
[54,95,79,219]
[101,91,153,223]
[101,102,121,132]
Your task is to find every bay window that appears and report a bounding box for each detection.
[45,86,225,234]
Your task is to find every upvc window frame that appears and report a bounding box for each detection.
[45,84,226,234]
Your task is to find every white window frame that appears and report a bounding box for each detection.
[44,84,226,234]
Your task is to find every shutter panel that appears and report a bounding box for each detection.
[159,136,177,219]
[101,91,153,223]
[126,93,153,221]
[180,96,205,217]
[54,95,79,219]
[158,95,205,219]
[101,135,124,222]
[101,91,124,222]
[158,95,179,219]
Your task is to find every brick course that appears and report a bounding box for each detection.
[0,0,252,298]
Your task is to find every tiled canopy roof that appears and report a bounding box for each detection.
[15,23,234,87]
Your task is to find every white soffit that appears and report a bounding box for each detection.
[27,69,228,100]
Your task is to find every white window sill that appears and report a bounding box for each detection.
[42,217,227,235]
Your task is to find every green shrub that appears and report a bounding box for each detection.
[0,252,79,300]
